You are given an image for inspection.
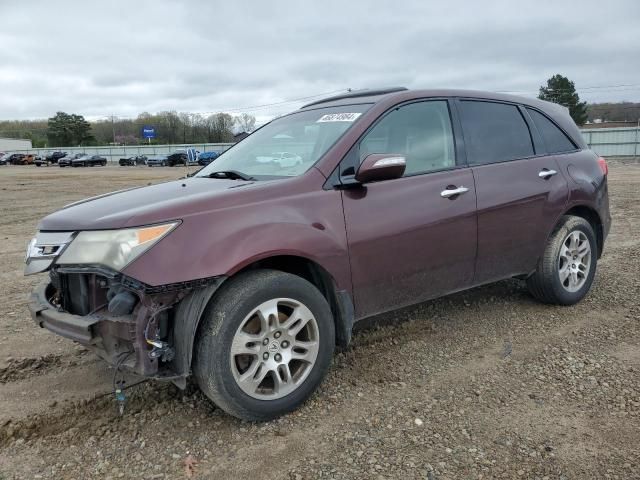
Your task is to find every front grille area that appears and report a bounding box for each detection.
[51,270,111,316]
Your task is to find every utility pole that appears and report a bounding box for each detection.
[111,115,116,145]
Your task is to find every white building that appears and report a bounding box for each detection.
[0,137,32,152]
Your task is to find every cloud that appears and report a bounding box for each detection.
[0,0,638,120]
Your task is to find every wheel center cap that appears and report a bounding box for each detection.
[268,341,280,353]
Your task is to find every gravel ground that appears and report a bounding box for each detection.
[0,163,638,479]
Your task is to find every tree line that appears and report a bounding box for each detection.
[1,76,638,148]
[586,102,640,123]
[0,111,257,148]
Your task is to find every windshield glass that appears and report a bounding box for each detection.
[196,104,370,179]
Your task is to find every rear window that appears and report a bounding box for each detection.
[526,108,576,154]
[459,101,534,165]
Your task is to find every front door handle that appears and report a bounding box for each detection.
[538,169,557,179]
[440,186,469,198]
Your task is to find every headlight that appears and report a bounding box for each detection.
[57,222,179,271]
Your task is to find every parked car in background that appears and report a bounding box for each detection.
[0,153,7,165]
[147,155,169,167]
[46,151,67,164]
[70,154,107,167]
[198,151,219,166]
[119,155,148,166]
[256,151,303,167]
[167,150,188,167]
[58,153,86,167]
[24,88,610,422]
[32,155,51,167]
[21,154,36,165]
[5,153,19,164]
[7,153,27,165]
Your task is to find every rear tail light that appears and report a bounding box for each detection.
[597,156,608,176]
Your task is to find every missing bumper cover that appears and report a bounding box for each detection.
[28,268,225,384]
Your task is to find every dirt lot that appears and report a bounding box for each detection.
[0,164,638,479]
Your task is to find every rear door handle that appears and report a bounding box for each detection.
[440,186,469,198]
[538,169,557,179]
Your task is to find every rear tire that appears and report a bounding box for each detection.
[526,215,597,305]
[194,269,335,421]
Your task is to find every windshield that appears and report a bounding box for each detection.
[196,104,370,179]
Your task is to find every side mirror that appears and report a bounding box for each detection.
[355,154,406,184]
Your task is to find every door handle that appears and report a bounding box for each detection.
[538,169,557,179]
[440,186,469,198]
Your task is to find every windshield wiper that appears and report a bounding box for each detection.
[205,170,256,181]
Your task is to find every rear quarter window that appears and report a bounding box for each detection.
[526,108,577,154]
[458,100,534,165]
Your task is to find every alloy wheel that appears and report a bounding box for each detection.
[230,298,320,400]
[558,230,591,292]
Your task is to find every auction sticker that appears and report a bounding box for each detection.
[317,112,362,122]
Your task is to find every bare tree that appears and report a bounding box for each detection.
[211,113,236,142]
[234,113,256,133]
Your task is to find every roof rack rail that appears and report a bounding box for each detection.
[301,87,408,109]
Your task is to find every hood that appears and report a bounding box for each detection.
[39,177,256,231]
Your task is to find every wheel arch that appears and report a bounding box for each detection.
[562,205,604,258]
[233,254,354,349]
[530,203,605,279]
[171,254,354,389]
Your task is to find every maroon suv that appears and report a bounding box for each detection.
[26,88,611,420]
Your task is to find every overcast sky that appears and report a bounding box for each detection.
[1,0,639,122]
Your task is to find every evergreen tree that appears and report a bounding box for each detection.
[47,112,95,146]
[539,74,588,125]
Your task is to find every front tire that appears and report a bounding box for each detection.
[194,269,335,421]
[526,215,597,305]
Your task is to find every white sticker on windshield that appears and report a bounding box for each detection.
[317,112,362,123]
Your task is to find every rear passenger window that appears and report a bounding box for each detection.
[458,101,534,165]
[359,100,455,176]
[526,108,576,154]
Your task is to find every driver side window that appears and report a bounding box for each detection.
[359,100,455,176]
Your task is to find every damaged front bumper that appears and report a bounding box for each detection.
[29,281,98,343]
[28,267,224,386]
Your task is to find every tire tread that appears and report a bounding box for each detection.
[526,215,597,305]
[194,269,334,421]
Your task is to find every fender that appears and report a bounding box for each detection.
[122,171,351,291]
[170,278,226,388]
[197,220,352,294]
[169,262,355,387]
